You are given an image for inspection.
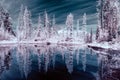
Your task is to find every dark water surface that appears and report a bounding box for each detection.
[0,44,119,80]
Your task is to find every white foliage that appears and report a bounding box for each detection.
[66,13,74,38]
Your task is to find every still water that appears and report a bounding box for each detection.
[0,44,119,80]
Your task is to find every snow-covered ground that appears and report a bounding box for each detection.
[88,41,120,50]
[0,29,120,52]
[0,40,17,44]
[0,37,120,52]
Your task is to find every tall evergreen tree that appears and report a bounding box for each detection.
[51,15,57,37]
[23,7,32,40]
[36,14,42,39]
[0,21,5,39]
[66,13,74,38]
[82,13,87,32]
[44,10,50,39]
[96,27,99,40]
[0,4,15,37]
[96,0,120,42]
[96,0,101,41]
[90,28,93,43]
[17,5,24,41]
[77,19,80,36]
[82,13,87,42]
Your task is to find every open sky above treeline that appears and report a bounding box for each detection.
[0,0,97,31]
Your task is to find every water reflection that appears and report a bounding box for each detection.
[17,46,32,78]
[0,46,12,76]
[0,44,119,80]
[99,50,120,80]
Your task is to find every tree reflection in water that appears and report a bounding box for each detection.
[0,46,12,77]
[0,44,119,80]
[98,50,120,80]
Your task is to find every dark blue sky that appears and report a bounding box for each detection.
[1,0,97,30]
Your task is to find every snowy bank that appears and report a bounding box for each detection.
[88,42,120,51]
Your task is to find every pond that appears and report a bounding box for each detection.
[0,44,119,80]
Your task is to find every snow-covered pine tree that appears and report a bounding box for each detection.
[17,5,24,41]
[51,15,57,37]
[90,28,93,43]
[4,12,16,37]
[28,11,33,38]
[96,0,120,42]
[115,0,120,41]
[65,13,74,40]
[85,33,89,43]
[96,27,99,40]
[77,19,80,36]
[23,7,32,40]
[48,17,52,39]
[96,0,101,41]
[35,14,42,41]
[82,13,87,32]
[82,13,87,42]
[1,11,15,37]
[44,10,49,39]
[50,15,54,37]
[0,3,16,40]
[111,0,120,39]
[0,21,5,40]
